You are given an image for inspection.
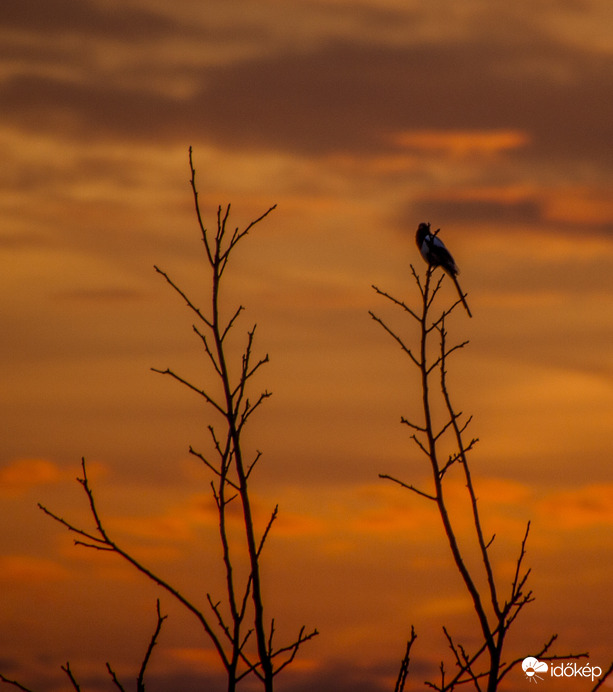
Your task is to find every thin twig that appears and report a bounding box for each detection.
[369,311,420,366]
[591,661,613,691]
[0,675,35,692]
[379,474,437,501]
[150,366,226,416]
[395,626,417,692]
[60,663,80,692]
[105,663,127,692]
[137,600,168,692]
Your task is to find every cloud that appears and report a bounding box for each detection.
[0,458,63,495]
[1,0,181,40]
[3,15,613,171]
[392,129,530,157]
[0,555,68,584]
[412,196,543,227]
[52,288,145,303]
[166,647,225,673]
[538,484,613,529]
[181,37,613,165]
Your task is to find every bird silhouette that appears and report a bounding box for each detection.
[415,222,472,317]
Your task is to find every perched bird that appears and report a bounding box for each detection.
[415,222,472,317]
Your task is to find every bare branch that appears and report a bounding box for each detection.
[591,661,613,691]
[188,146,214,266]
[151,367,225,416]
[227,205,277,255]
[60,663,80,692]
[267,618,276,657]
[443,627,485,692]
[510,521,531,600]
[394,625,417,692]
[400,416,426,433]
[153,265,213,329]
[238,391,273,431]
[369,311,420,366]
[221,305,245,343]
[0,675,36,692]
[37,503,105,548]
[207,594,233,643]
[257,505,278,558]
[270,625,319,675]
[371,285,421,322]
[245,450,262,480]
[192,324,222,376]
[410,433,431,458]
[433,416,459,442]
[39,459,231,672]
[105,663,126,692]
[379,473,436,501]
[189,445,239,490]
[498,633,588,684]
[137,600,167,692]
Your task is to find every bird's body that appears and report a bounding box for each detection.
[415,222,472,317]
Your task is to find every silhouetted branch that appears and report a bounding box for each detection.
[150,366,225,416]
[379,473,436,501]
[39,459,232,672]
[395,626,417,692]
[153,264,213,328]
[257,505,279,557]
[137,600,167,692]
[60,663,80,692]
[270,625,320,675]
[105,663,126,692]
[591,661,613,691]
[0,675,35,692]
[369,310,420,366]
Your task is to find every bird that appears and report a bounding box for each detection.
[415,222,472,317]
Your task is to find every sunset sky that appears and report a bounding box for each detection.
[1,1,613,690]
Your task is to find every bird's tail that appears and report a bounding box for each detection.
[450,274,472,318]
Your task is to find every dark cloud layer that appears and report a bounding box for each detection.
[196,38,613,164]
[4,28,613,172]
[412,197,544,227]
[2,0,179,40]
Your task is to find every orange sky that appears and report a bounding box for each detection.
[1,1,613,690]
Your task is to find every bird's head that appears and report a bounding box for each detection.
[416,222,431,245]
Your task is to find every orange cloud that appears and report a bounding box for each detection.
[543,186,613,226]
[0,458,62,495]
[168,647,226,672]
[392,129,530,157]
[538,483,613,529]
[0,555,68,584]
[105,492,218,543]
[273,508,327,538]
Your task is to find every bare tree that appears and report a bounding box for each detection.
[2,148,316,691]
[370,261,603,691]
[148,148,318,689]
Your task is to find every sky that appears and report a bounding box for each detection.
[1,0,613,690]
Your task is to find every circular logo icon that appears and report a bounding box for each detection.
[522,657,549,680]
